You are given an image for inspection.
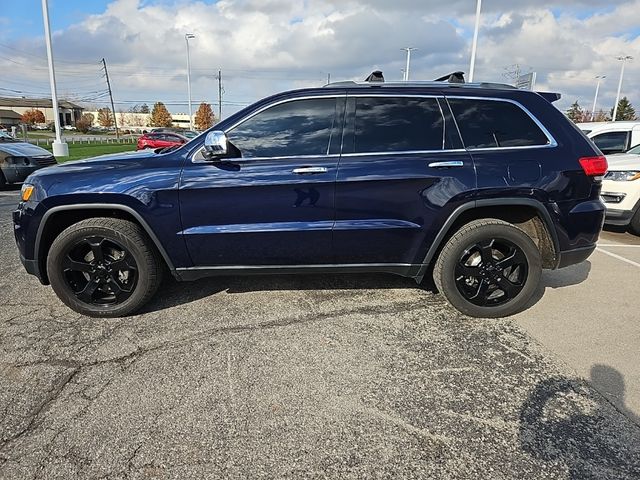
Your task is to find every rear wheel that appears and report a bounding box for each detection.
[47,218,162,317]
[434,219,542,318]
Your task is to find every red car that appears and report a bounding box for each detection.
[137,132,187,150]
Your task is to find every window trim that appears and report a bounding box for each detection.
[445,95,558,151]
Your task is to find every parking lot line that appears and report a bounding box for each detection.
[595,247,640,268]
[597,244,640,248]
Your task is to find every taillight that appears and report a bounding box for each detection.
[579,156,608,176]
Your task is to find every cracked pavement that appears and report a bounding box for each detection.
[1,188,639,479]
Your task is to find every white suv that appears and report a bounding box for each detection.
[602,146,640,234]
[577,121,640,155]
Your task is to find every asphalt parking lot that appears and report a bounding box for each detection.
[1,187,639,479]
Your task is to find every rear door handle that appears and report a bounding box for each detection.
[292,167,328,175]
[428,161,465,168]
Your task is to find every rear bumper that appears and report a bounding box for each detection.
[556,244,597,269]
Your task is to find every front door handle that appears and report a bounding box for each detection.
[292,166,328,175]
[428,161,465,168]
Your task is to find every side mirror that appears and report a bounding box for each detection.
[203,130,228,159]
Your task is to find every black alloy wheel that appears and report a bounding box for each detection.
[47,217,162,317]
[434,219,542,318]
[62,236,138,306]
[454,238,528,307]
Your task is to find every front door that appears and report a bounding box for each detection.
[333,94,475,266]
[179,95,345,266]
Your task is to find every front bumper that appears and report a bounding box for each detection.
[605,207,636,226]
[601,178,640,226]
[1,165,41,184]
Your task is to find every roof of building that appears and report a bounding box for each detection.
[0,96,83,110]
[0,109,22,119]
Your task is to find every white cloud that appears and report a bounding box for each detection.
[2,0,639,116]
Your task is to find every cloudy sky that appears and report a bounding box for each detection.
[2,0,639,118]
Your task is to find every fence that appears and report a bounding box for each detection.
[26,136,138,146]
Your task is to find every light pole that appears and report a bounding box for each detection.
[613,55,632,122]
[401,47,417,81]
[185,33,195,130]
[469,0,482,82]
[41,0,68,156]
[591,75,605,121]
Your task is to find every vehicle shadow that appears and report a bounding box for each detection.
[140,272,423,314]
[519,365,640,478]
[522,260,592,311]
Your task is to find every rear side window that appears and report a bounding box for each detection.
[591,131,628,154]
[448,98,550,149]
[352,97,455,153]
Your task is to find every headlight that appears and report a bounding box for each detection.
[605,171,640,181]
[21,184,35,202]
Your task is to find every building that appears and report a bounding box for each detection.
[84,111,195,132]
[0,97,84,127]
[0,109,22,127]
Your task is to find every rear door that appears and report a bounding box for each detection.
[333,94,475,266]
[178,95,345,266]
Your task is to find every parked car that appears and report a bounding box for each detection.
[151,128,199,139]
[136,132,187,150]
[577,121,640,155]
[14,74,607,318]
[601,153,640,234]
[0,132,57,187]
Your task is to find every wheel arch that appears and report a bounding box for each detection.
[35,204,176,284]
[416,198,560,282]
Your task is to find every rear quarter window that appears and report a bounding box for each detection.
[447,98,550,149]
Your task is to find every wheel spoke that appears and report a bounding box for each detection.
[478,240,495,264]
[495,276,521,299]
[62,255,93,273]
[455,262,480,278]
[77,280,100,303]
[496,249,526,270]
[108,255,136,272]
[87,239,105,262]
[470,279,490,306]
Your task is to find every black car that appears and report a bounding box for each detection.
[0,133,57,187]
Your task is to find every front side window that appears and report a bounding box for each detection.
[352,97,447,153]
[448,98,550,149]
[226,98,337,158]
[591,131,629,154]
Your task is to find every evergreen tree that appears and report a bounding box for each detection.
[611,97,637,121]
[149,102,173,127]
[566,101,585,123]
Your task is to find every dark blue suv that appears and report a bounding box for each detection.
[13,76,607,318]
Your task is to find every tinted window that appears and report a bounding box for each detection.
[448,98,549,149]
[227,98,336,158]
[353,97,446,153]
[591,131,628,154]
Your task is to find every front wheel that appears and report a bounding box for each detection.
[433,219,542,318]
[47,218,163,317]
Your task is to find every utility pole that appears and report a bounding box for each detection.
[469,0,482,82]
[613,55,633,122]
[41,0,68,156]
[101,58,119,140]
[401,47,417,81]
[185,33,195,130]
[327,73,331,85]
[217,70,223,122]
[591,75,605,121]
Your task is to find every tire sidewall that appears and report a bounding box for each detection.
[437,223,542,318]
[47,223,155,317]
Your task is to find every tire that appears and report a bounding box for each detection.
[0,171,6,189]
[629,209,640,236]
[433,219,542,318]
[47,217,163,317]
